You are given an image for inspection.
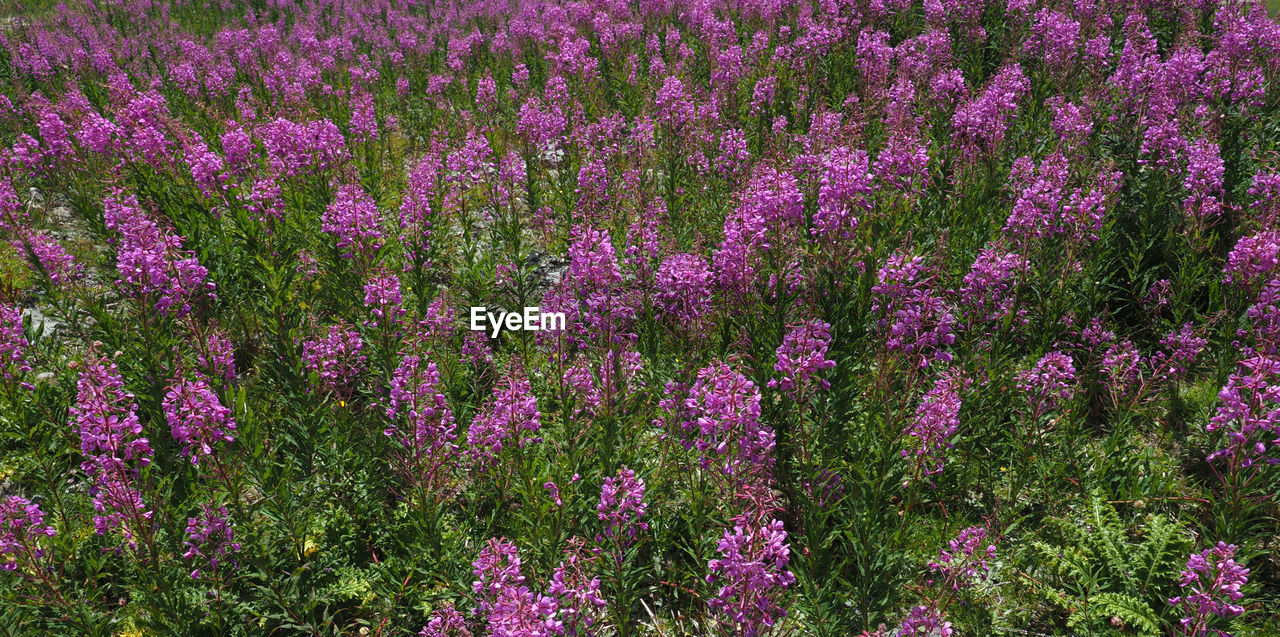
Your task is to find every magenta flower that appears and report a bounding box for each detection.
[768,319,836,399]
[71,348,153,548]
[301,325,367,395]
[597,467,648,541]
[466,368,541,470]
[182,503,240,580]
[0,496,56,570]
[1169,542,1250,636]
[706,515,796,637]
[163,377,236,466]
[322,184,384,260]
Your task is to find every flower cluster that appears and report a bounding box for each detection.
[902,372,966,485]
[182,503,240,580]
[1169,542,1250,635]
[0,496,56,570]
[927,525,998,592]
[322,184,384,260]
[70,349,153,548]
[768,319,836,399]
[103,195,214,317]
[872,252,956,366]
[163,377,237,465]
[467,368,541,470]
[596,467,648,542]
[302,325,367,395]
[706,513,796,637]
[471,538,562,636]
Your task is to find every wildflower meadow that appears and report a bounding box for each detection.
[1,0,1279,634]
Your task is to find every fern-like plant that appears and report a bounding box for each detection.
[1026,493,1192,636]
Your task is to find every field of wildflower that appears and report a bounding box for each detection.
[1,0,1280,635]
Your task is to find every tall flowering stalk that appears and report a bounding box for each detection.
[163,377,236,466]
[103,195,214,318]
[902,372,967,487]
[1169,542,1250,636]
[705,495,796,637]
[466,366,541,471]
[470,538,562,636]
[385,354,458,506]
[71,348,153,550]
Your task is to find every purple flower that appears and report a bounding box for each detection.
[706,515,796,637]
[959,246,1028,326]
[323,184,384,260]
[928,525,997,591]
[597,467,648,541]
[1169,542,1250,636]
[0,496,56,570]
[902,372,967,485]
[678,361,774,480]
[385,354,458,498]
[363,269,405,325]
[466,368,541,470]
[71,348,153,548]
[471,538,562,637]
[1207,353,1280,469]
[549,539,606,636]
[895,604,953,637]
[768,319,836,398]
[1017,351,1076,415]
[104,195,215,317]
[182,503,240,580]
[301,325,366,395]
[872,252,956,366]
[419,602,472,637]
[163,377,236,466]
[655,253,713,324]
[0,305,31,382]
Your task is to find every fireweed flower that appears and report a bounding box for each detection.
[706,514,796,637]
[959,246,1028,327]
[163,377,236,466]
[71,349,153,548]
[549,538,607,636]
[928,525,998,591]
[17,231,82,286]
[811,146,872,244]
[902,372,967,485]
[471,538,562,636]
[1169,542,1250,635]
[895,604,953,637]
[363,269,405,325]
[103,195,215,317]
[872,252,956,366]
[323,184,384,260]
[1183,137,1225,226]
[182,503,240,580]
[951,64,1029,160]
[597,467,648,542]
[1206,353,1280,470]
[1224,230,1280,289]
[768,319,836,399]
[260,117,349,177]
[0,305,31,382]
[419,602,472,637]
[0,496,56,570]
[680,361,774,481]
[301,325,366,395]
[385,354,458,497]
[466,368,541,470]
[1017,351,1076,416]
[655,253,713,324]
